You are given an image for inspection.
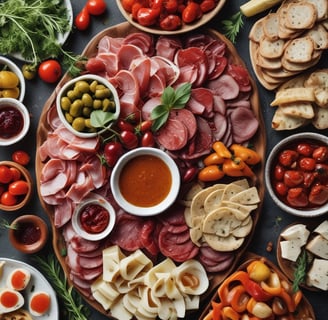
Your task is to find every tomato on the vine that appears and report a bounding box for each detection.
[117,119,134,132]
[12,150,30,166]
[75,7,91,31]
[120,130,138,149]
[86,0,107,15]
[103,141,123,167]
[38,60,62,83]
[141,131,155,147]
[0,165,13,184]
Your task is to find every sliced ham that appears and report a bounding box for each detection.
[98,36,123,54]
[130,56,151,97]
[155,36,182,61]
[141,97,161,120]
[207,74,240,100]
[123,32,154,56]
[213,113,228,141]
[54,198,74,227]
[40,172,68,197]
[117,44,144,70]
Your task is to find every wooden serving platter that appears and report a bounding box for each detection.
[36,22,266,318]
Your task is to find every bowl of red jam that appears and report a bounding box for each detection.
[0,98,30,146]
[72,194,116,241]
[0,56,25,102]
[110,147,181,216]
[265,132,328,218]
[9,215,48,254]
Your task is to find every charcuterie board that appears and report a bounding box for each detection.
[36,22,266,318]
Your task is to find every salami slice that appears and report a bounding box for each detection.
[169,109,197,140]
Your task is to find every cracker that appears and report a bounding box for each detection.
[305,23,328,49]
[312,106,328,129]
[280,102,315,119]
[256,51,282,70]
[259,37,285,58]
[278,74,308,90]
[285,2,316,30]
[270,87,315,106]
[263,13,280,40]
[306,0,328,20]
[272,107,308,130]
[249,19,265,43]
[284,37,315,63]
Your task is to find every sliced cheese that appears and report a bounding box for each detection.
[280,239,303,262]
[314,220,328,240]
[306,234,328,260]
[280,224,310,245]
[306,259,328,291]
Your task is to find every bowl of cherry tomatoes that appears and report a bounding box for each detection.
[0,161,33,211]
[116,0,226,34]
[265,132,328,218]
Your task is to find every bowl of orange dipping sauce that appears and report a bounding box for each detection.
[110,147,180,216]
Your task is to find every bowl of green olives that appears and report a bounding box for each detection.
[56,74,120,138]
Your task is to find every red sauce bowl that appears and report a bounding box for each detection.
[9,215,48,254]
[265,132,328,218]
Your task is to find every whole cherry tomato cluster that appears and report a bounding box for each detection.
[198,141,261,182]
[272,140,328,209]
[101,119,155,167]
[0,164,29,206]
[121,0,217,31]
[75,0,107,31]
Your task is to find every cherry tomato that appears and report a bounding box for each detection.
[0,165,13,184]
[200,0,216,12]
[121,0,135,12]
[103,141,123,167]
[309,184,328,205]
[160,14,182,31]
[296,143,313,156]
[9,167,21,181]
[120,130,138,149]
[75,7,91,31]
[117,119,134,132]
[278,150,298,167]
[38,60,62,83]
[287,188,308,208]
[275,182,288,196]
[136,120,152,134]
[141,131,155,147]
[85,57,106,74]
[274,164,285,181]
[8,180,29,196]
[0,191,17,206]
[182,2,202,23]
[303,172,315,188]
[299,157,316,171]
[86,0,107,15]
[12,150,30,166]
[164,0,179,13]
[283,170,304,187]
[137,8,161,26]
[183,167,198,183]
[312,146,328,162]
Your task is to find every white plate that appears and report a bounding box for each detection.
[0,258,59,319]
[11,0,73,62]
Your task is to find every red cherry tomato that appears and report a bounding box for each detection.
[141,131,155,147]
[75,7,91,31]
[0,165,13,184]
[136,120,152,134]
[120,130,138,149]
[8,180,29,196]
[296,143,313,156]
[103,141,123,167]
[9,167,21,181]
[287,188,308,207]
[12,150,30,166]
[299,157,316,171]
[312,146,328,162]
[0,191,17,206]
[160,14,182,31]
[283,170,304,187]
[85,57,106,74]
[309,184,328,205]
[275,182,288,196]
[86,0,107,15]
[200,0,216,13]
[274,164,285,181]
[278,150,298,167]
[117,119,135,132]
[182,2,202,23]
[38,60,62,83]
[137,7,161,26]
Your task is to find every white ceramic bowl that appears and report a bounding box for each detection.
[0,56,25,102]
[265,132,328,218]
[72,194,116,241]
[0,98,30,146]
[56,74,120,138]
[111,147,180,216]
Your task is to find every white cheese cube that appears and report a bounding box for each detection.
[280,224,310,245]
[306,259,328,291]
[306,234,328,260]
[314,220,328,240]
[280,239,303,262]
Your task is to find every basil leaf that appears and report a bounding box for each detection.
[151,112,169,132]
[173,83,192,108]
[161,86,175,106]
[150,104,169,120]
[90,110,116,128]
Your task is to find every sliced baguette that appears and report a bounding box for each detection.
[259,37,286,58]
[285,2,317,30]
[263,13,280,40]
[284,36,314,63]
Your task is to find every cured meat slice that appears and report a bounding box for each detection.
[190,88,214,118]
[156,118,188,151]
[141,97,161,120]
[54,197,74,227]
[150,56,180,86]
[130,56,151,97]
[205,255,234,273]
[40,172,68,197]
[213,113,228,141]
[117,44,144,70]
[207,74,240,100]
[98,36,124,54]
[169,109,197,140]
[155,36,182,61]
[123,32,154,56]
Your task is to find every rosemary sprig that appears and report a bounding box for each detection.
[292,250,307,292]
[221,11,244,44]
[0,218,16,230]
[33,254,91,320]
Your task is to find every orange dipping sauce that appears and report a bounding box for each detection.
[119,155,172,207]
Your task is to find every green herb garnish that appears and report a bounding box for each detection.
[292,250,307,292]
[90,110,117,129]
[34,254,91,320]
[0,218,16,230]
[0,0,81,74]
[150,82,192,132]
[221,11,244,44]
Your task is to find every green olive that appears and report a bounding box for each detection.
[82,106,92,117]
[0,87,20,99]
[93,99,102,109]
[81,93,93,107]
[74,80,90,94]
[0,70,19,88]
[67,89,78,101]
[89,80,98,93]
[95,88,111,99]
[102,98,112,112]
[60,96,71,111]
[72,117,86,132]
[69,99,83,117]
[85,118,93,129]
[65,112,74,124]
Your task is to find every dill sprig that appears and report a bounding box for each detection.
[221,11,244,44]
[292,250,307,292]
[33,254,91,320]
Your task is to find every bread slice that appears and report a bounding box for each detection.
[278,74,308,90]
[304,69,328,88]
[259,38,285,58]
[272,107,308,130]
[284,37,314,63]
[306,0,328,21]
[270,87,315,106]
[280,102,315,119]
[285,2,317,30]
[312,106,328,129]
[282,52,321,71]
[305,23,328,49]
[256,52,282,70]
[249,19,265,43]
[263,13,280,40]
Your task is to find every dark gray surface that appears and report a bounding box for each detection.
[0,0,327,319]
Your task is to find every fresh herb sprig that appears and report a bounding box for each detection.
[0,0,80,74]
[150,83,192,131]
[0,217,16,230]
[34,254,91,320]
[221,11,244,44]
[292,250,307,292]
